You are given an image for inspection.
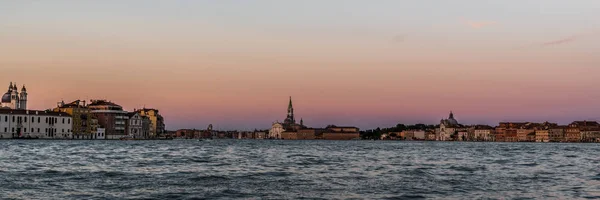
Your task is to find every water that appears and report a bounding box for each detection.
[1,140,599,199]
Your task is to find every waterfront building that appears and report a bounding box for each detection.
[141,116,150,139]
[496,122,527,142]
[505,129,518,142]
[535,129,550,142]
[54,100,96,139]
[127,112,146,139]
[96,127,106,139]
[136,108,165,138]
[269,97,306,139]
[175,129,201,138]
[426,131,436,141]
[549,126,566,142]
[413,130,426,140]
[493,128,505,142]
[88,100,129,139]
[437,111,465,141]
[296,129,319,140]
[253,130,267,139]
[281,131,298,140]
[0,109,71,139]
[269,122,285,139]
[322,125,360,140]
[473,125,494,141]
[457,131,468,141]
[569,121,600,142]
[565,121,599,142]
[526,132,536,142]
[402,130,414,140]
[565,125,581,142]
[517,128,535,142]
[0,82,27,110]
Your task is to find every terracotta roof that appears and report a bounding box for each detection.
[88,100,121,107]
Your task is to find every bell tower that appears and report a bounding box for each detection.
[284,96,295,125]
[11,82,19,109]
[19,85,27,110]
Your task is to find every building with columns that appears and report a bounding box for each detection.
[1,82,27,110]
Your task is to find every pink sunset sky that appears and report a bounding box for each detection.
[1,1,599,130]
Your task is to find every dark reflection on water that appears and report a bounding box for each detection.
[1,140,600,199]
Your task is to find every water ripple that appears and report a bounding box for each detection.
[1,140,599,199]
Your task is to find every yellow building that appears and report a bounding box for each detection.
[136,108,165,138]
[53,100,96,139]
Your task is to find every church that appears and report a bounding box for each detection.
[437,111,466,141]
[1,82,27,110]
[268,97,305,139]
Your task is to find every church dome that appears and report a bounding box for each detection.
[1,92,11,103]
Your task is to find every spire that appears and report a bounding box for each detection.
[8,82,12,91]
[284,96,295,124]
[21,85,26,92]
[449,111,454,119]
[300,118,304,126]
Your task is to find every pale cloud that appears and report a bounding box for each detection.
[540,30,600,46]
[541,36,579,46]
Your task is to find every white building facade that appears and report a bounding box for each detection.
[269,122,285,139]
[127,112,144,139]
[0,110,72,139]
[96,128,106,140]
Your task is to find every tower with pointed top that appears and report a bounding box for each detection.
[284,96,295,125]
[19,85,27,110]
[11,82,19,109]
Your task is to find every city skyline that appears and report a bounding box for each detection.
[2,1,600,130]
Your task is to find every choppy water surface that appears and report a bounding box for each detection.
[1,140,600,199]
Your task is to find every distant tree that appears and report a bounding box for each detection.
[395,124,407,132]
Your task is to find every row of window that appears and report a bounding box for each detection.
[1,116,70,124]
[3,127,70,133]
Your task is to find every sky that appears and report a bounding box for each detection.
[1,0,599,130]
